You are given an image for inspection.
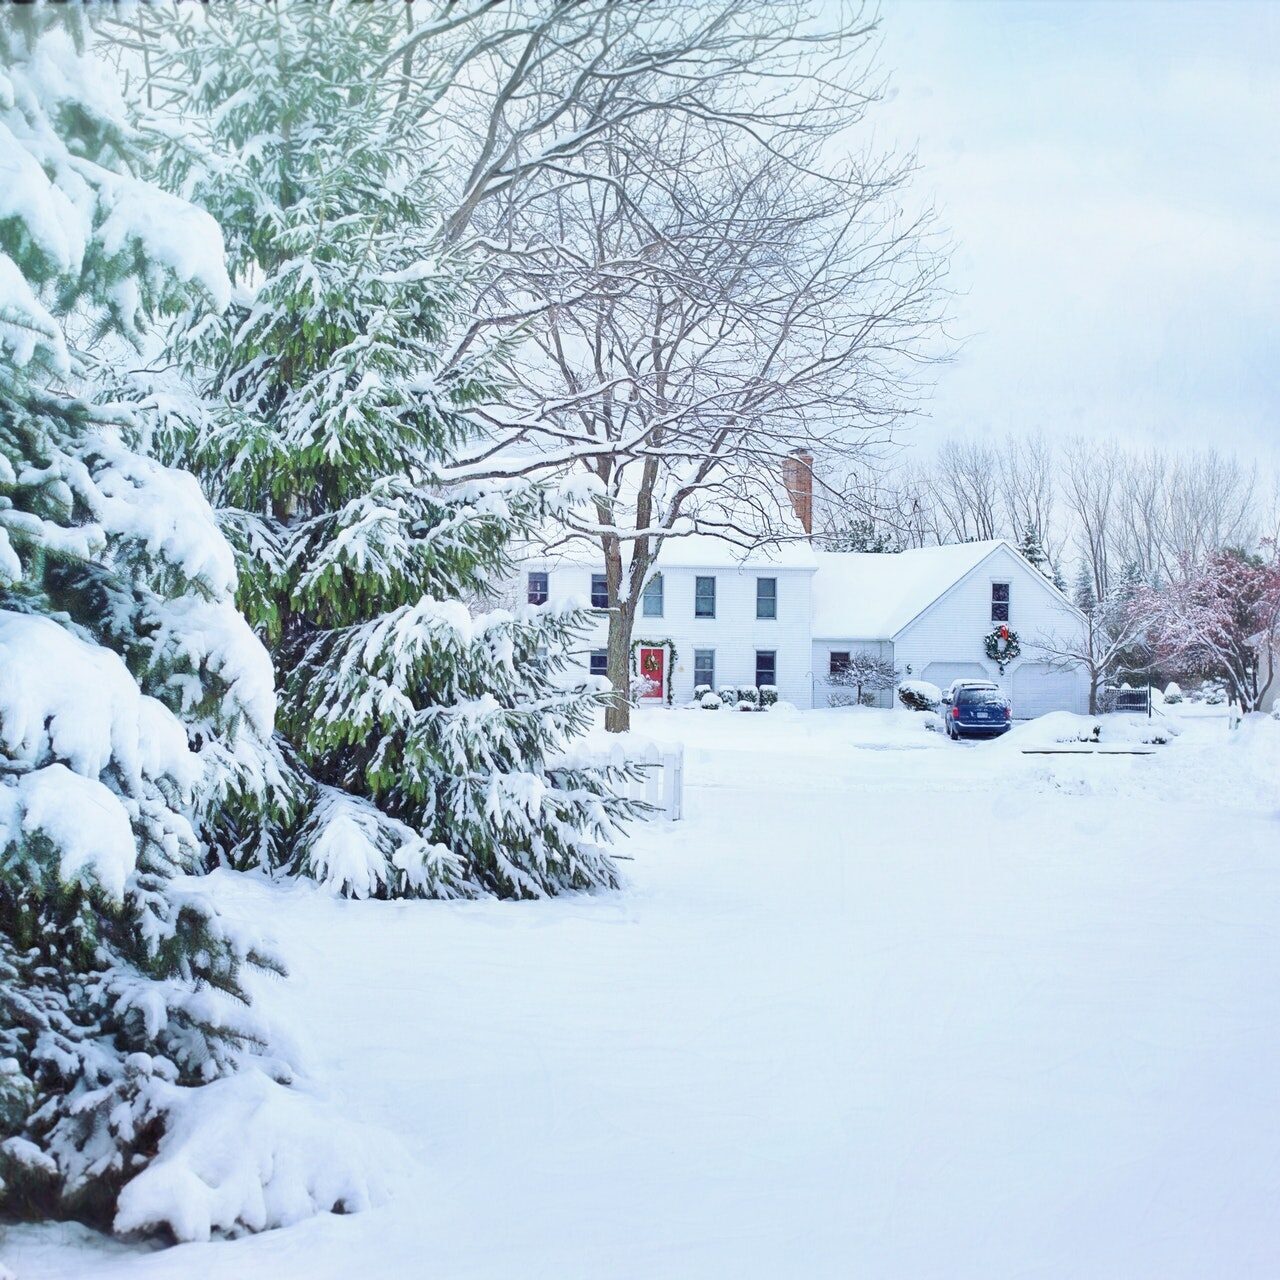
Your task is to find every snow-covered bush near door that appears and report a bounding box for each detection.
[717,686,740,707]
[699,692,723,710]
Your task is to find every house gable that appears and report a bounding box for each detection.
[891,541,1081,641]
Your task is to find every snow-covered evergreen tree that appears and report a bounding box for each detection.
[823,516,897,553]
[0,8,306,1231]
[1016,523,1051,577]
[148,3,633,898]
[1073,562,1098,612]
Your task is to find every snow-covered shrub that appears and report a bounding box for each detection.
[1204,684,1227,706]
[693,684,712,702]
[699,692,723,710]
[737,685,760,707]
[717,686,739,707]
[827,653,898,708]
[897,680,943,712]
[1163,681,1183,704]
[1271,696,1280,721]
[736,699,758,713]
[630,675,661,702]
[759,685,778,707]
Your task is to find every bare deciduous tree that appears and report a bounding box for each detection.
[1033,598,1148,717]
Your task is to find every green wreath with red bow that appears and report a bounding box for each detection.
[983,623,1021,672]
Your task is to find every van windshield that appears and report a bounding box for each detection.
[957,687,1005,707]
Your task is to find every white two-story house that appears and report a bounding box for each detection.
[525,535,819,707]
[520,536,1089,717]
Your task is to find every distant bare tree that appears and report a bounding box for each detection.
[998,434,1061,565]
[928,439,1000,543]
[1061,437,1121,602]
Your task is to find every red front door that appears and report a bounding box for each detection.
[639,647,665,699]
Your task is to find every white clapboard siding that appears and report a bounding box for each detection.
[519,559,818,708]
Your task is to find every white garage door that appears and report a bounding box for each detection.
[1011,662,1081,719]
[921,662,990,696]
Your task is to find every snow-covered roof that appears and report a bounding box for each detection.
[811,540,1013,639]
[528,532,817,572]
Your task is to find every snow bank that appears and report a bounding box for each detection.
[997,711,1180,751]
[113,1069,388,1243]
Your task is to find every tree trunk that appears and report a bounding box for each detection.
[605,603,635,733]
[1087,670,1100,716]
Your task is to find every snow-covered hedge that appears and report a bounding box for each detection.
[1163,681,1183,704]
[897,680,943,713]
[759,685,778,707]
[699,692,723,710]
[717,686,739,707]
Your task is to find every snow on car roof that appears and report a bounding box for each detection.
[811,540,1009,640]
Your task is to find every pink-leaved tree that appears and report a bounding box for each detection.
[1141,546,1280,713]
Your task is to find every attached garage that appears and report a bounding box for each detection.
[921,661,990,694]
[1011,662,1084,719]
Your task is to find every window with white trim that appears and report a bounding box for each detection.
[527,571,548,605]
[693,649,715,689]
[755,649,776,688]
[991,581,1010,623]
[642,573,664,618]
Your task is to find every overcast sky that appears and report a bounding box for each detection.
[866,0,1279,460]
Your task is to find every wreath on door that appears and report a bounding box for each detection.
[983,624,1021,673]
[630,638,677,704]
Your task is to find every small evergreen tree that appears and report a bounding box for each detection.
[1016,523,1051,577]
[1073,562,1098,612]
[0,8,285,1229]
[149,3,634,898]
[824,516,897,553]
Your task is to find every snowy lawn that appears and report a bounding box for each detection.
[8,708,1280,1279]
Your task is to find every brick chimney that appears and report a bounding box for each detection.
[782,448,814,536]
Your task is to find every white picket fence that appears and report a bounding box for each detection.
[587,739,684,820]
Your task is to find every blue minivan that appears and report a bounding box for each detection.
[944,682,1012,739]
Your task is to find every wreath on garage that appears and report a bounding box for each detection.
[983,624,1021,673]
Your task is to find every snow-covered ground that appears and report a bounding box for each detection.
[7,707,1280,1279]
